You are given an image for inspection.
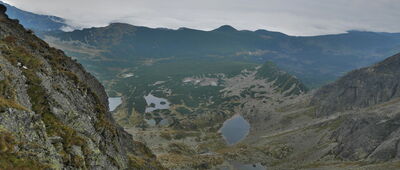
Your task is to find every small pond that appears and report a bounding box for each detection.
[144,118,170,127]
[108,97,122,111]
[219,114,250,145]
[144,119,156,126]
[144,93,170,113]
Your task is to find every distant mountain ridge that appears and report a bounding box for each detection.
[2,2,400,88]
[0,1,69,32]
[45,22,400,87]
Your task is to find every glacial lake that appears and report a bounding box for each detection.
[219,115,250,145]
[144,118,170,127]
[144,93,170,113]
[108,97,122,111]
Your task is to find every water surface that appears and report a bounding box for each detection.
[220,115,250,145]
[108,97,122,111]
[144,93,170,113]
[144,119,156,126]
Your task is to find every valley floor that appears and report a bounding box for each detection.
[114,94,400,170]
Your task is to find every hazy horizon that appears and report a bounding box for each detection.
[3,0,400,36]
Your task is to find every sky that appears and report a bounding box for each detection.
[3,0,400,36]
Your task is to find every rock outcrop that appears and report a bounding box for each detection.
[311,53,400,117]
[0,4,163,169]
[331,112,400,161]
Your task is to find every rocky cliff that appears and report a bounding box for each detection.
[311,53,400,117]
[331,109,400,162]
[308,52,400,163]
[0,4,162,169]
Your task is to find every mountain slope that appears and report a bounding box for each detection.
[306,52,400,163]
[230,54,400,169]
[0,5,162,169]
[311,53,400,116]
[45,23,400,88]
[240,52,400,169]
[309,52,400,163]
[256,61,308,96]
[0,1,68,32]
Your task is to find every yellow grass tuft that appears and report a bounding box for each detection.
[0,97,27,111]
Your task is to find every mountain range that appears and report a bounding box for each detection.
[2,1,400,88]
[1,2,400,169]
[44,23,400,88]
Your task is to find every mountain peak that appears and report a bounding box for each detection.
[213,25,237,32]
[255,29,288,37]
[109,22,133,27]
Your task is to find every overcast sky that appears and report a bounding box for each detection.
[3,0,400,36]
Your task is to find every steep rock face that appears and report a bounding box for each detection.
[311,53,400,116]
[331,112,400,161]
[309,52,400,162]
[0,5,162,169]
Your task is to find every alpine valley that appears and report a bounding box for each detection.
[1,1,400,169]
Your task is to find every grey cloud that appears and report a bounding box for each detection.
[3,0,400,36]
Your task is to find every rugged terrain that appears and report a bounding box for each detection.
[311,53,400,162]
[312,53,400,116]
[35,10,400,170]
[0,5,162,169]
[240,53,400,169]
[3,2,400,169]
[110,61,307,169]
[115,53,400,169]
